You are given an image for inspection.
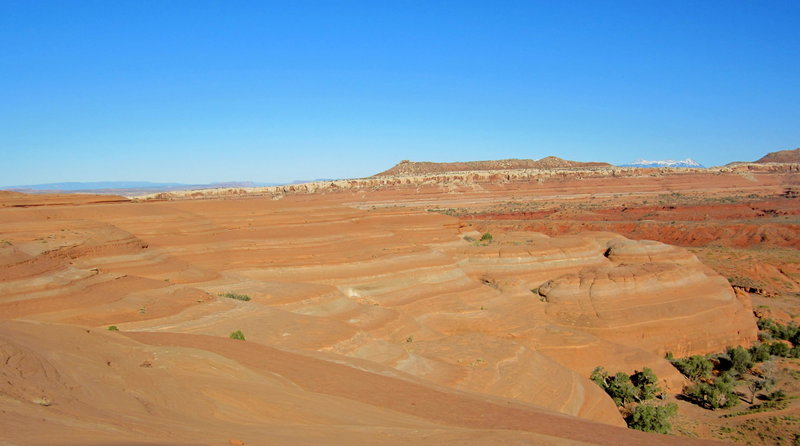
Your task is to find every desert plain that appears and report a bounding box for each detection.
[2,154,800,445]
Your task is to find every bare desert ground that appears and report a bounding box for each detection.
[2,161,798,445]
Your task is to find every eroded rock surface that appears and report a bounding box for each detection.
[0,189,756,444]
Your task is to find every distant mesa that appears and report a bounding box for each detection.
[725,147,800,166]
[373,157,611,177]
[620,158,705,168]
[754,147,800,164]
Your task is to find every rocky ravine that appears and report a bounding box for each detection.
[140,161,798,202]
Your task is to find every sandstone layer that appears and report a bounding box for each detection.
[0,172,759,444]
[373,157,612,176]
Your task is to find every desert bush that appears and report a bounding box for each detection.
[722,399,790,418]
[630,368,662,401]
[765,389,787,401]
[220,292,251,301]
[758,318,800,345]
[107,325,119,331]
[590,366,608,388]
[626,403,677,434]
[607,372,638,406]
[747,377,775,404]
[769,341,791,357]
[479,232,493,242]
[749,343,771,362]
[726,346,754,374]
[591,366,661,405]
[592,366,674,432]
[229,330,246,341]
[685,372,739,410]
[671,355,713,381]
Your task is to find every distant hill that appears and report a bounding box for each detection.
[620,158,705,168]
[754,148,800,164]
[373,157,611,177]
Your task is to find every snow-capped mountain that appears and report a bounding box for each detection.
[620,158,705,168]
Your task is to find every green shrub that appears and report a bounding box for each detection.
[749,343,771,362]
[590,366,608,388]
[591,366,661,406]
[479,232,493,242]
[671,355,713,381]
[769,341,791,357]
[747,378,775,404]
[626,403,677,434]
[631,368,662,401]
[726,346,754,374]
[722,399,790,418]
[220,292,251,302]
[765,389,787,401]
[758,318,800,345]
[229,330,246,341]
[606,372,638,406]
[685,372,739,410]
[107,325,119,331]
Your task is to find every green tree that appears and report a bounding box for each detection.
[591,366,665,409]
[671,355,713,381]
[769,341,790,357]
[747,377,775,404]
[749,343,771,362]
[758,318,800,344]
[229,330,246,341]
[606,372,638,406]
[590,366,609,389]
[626,403,677,434]
[686,372,739,410]
[631,368,661,401]
[726,346,754,374]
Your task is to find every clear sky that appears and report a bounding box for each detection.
[2,1,798,185]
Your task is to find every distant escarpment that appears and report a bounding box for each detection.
[373,157,612,177]
[138,161,798,202]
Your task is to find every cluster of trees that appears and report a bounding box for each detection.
[588,318,797,436]
[590,366,676,434]
[684,370,739,410]
[669,317,796,411]
[757,318,800,357]
[590,367,661,405]
[672,349,742,410]
[669,351,734,410]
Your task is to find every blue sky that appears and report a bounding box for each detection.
[1,1,798,185]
